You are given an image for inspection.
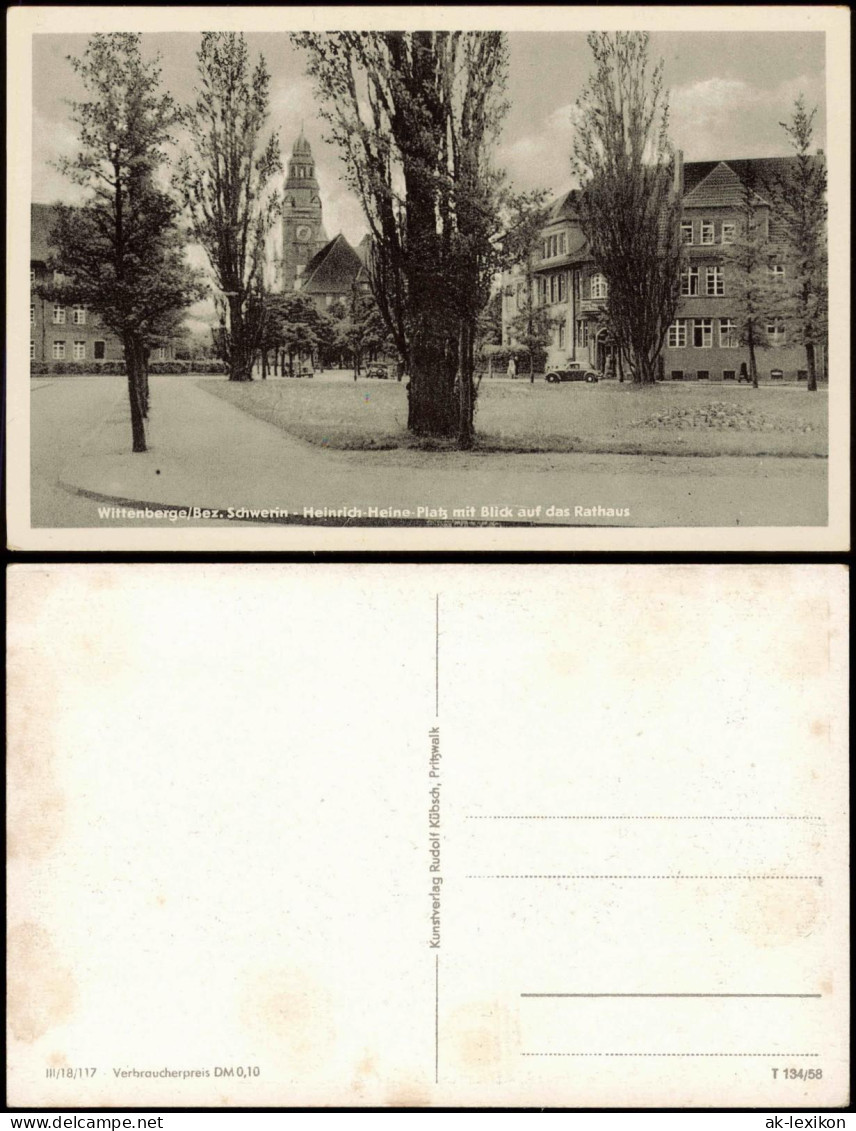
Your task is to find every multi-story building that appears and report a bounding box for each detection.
[501,156,824,382]
[31,203,176,365]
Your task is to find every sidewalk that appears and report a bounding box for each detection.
[58,375,828,527]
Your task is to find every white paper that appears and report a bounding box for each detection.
[6,564,849,1107]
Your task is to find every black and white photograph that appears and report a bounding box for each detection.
[6,7,849,549]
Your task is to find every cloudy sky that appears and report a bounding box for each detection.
[32,30,826,328]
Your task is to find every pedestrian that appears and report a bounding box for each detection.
[507,356,517,380]
[739,361,749,384]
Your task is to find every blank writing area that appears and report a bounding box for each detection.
[438,566,847,1107]
[7,566,432,1107]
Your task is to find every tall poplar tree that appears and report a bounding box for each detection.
[293,31,509,445]
[571,32,683,385]
[176,33,282,382]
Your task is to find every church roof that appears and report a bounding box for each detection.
[301,233,364,295]
[292,130,312,157]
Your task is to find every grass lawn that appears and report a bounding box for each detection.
[200,376,828,458]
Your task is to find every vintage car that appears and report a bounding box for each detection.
[365,363,390,380]
[544,367,599,384]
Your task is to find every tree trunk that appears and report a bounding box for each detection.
[806,341,817,392]
[122,333,147,453]
[227,293,253,381]
[140,346,150,418]
[748,335,758,388]
[261,349,268,380]
[457,321,475,449]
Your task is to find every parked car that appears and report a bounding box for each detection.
[545,367,599,384]
[366,363,390,380]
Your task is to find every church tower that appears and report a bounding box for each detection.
[280,130,329,292]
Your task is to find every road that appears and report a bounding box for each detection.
[28,374,828,532]
[29,377,131,527]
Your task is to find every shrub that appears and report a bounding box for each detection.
[31,358,226,377]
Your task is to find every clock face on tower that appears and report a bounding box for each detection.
[296,225,312,243]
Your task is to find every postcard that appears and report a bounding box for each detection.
[7,564,849,1107]
[5,6,850,551]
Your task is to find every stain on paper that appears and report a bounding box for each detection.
[7,923,78,1042]
[735,881,821,948]
[445,1000,519,1084]
[239,967,336,1071]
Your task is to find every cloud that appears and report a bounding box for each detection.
[497,102,583,197]
[31,110,87,204]
[669,73,826,160]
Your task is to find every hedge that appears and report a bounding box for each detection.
[31,359,226,376]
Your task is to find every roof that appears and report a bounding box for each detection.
[292,130,312,157]
[682,156,802,195]
[547,189,579,221]
[32,203,61,262]
[682,160,769,209]
[300,233,364,295]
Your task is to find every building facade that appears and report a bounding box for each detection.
[31,204,124,364]
[31,203,176,365]
[501,156,824,382]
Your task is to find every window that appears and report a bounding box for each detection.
[542,239,549,260]
[576,320,589,348]
[52,340,66,359]
[706,266,724,296]
[719,318,738,348]
[770,368,784,380]
[590,273,607,299]
[769,264,785,284]
[73,340,86,360]
[30,303,35,326]
[700,220,715,245]
[558,272,567,302]
[72,304,87,325]
[30,340,35,360]
[537,276,547,305]
[697,369,710,380]
[155,346,167,360]
[670,370,684,381]
[766,320,786,346]
[723,369,736,381]
[667,319,688,348]
[94,341,106,360]
[681,222,693,244]
[53,304,66,325]
[30,267,35,285]
[692,318,713,347]
[681,267,699,296]
[558,321,566,349]
[721,222,735,245]
[559,232,566,255]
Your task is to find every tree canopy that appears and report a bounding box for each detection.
[572,32,683,385]
[46,33,203,452]
[176,32,282,382]
[293,31,510,444]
